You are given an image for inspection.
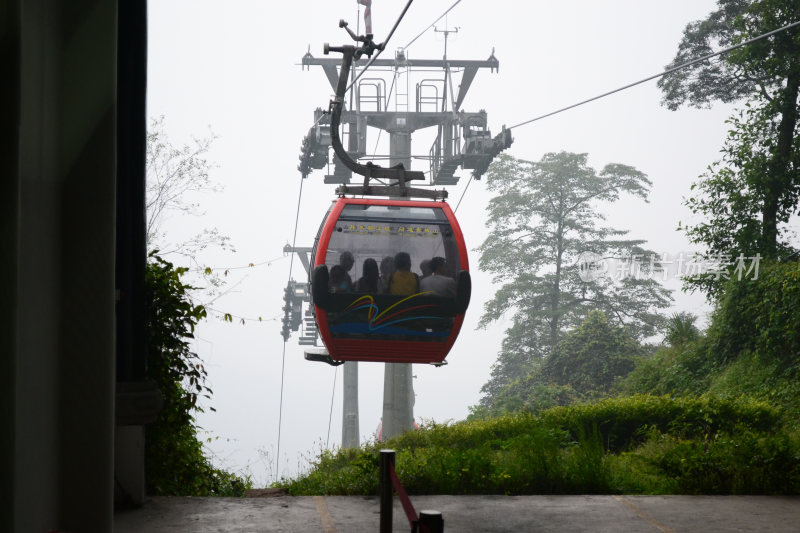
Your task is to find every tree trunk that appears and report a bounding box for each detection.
[762,68,800,257]
[549,209,565,351]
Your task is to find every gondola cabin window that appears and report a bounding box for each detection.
[324,204,461,291]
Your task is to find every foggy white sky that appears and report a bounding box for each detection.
[147,0,743,484]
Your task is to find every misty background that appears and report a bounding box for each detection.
[146,0,741,484]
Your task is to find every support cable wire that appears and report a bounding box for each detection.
[325,365,339,448]
[450,19,800,239]
[454,174,473,213]
[275,173,306,482]
[454,20,800,215]
[403,0,463,50]
[345,0,415,93]
[508,19,800,130]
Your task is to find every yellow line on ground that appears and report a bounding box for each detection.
[313,496,337,533]
[613,495,676,533]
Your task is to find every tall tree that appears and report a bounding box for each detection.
[478,153,672,402]
[680,103,799,295]
[659,0,800,262]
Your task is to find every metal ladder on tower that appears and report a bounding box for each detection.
[298,308,319,346]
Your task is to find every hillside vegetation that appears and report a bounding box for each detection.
[282,395,799,495]
[279,262,800,495]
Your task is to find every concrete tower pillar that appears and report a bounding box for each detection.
[381,128,416,441]
[342,361,360,448]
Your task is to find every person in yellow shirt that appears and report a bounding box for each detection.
[387,252,419,295]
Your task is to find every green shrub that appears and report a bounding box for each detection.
[145,253,251,496]
[283,424,615,496]
[623,343,714,396]
[625,262,800,402]
[539,395,778,452]
[281,395,786,496]
[707,350,780,397]
[651,430,800,494]
[282,447,379,496]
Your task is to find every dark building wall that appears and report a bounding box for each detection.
[0,0,21,531]
[8,0,118,531]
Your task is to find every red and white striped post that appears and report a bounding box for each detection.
[358,0,372,35]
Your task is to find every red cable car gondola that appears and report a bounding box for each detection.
[310,197,471,364]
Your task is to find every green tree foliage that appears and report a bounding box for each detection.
[145,253,251,496]
[483,312,643,416]
[478,153,671,402]
[543,311,642,397]
[625,260,800,404]
[705,259,800,367]
[482,376,580,417]
[659,0,800,272]
[664,311,701,348]
[681,103,799,295]
[657,0,800,110]
[623,343,714,398]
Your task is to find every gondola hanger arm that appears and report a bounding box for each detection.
[324,24,427,187]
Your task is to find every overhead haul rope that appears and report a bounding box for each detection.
[275,172,306,482]
[346,0,415,93]
[508,19,800,130]
[403,0,463,50]
[454,19,800,213]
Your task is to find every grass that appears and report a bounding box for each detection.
[277,395,800,496]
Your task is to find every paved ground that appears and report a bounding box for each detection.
[115,494,800,532]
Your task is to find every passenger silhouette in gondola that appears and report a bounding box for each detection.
[356,257,383,293]
[339,251,355,290]
[379,255,395,288]
[328,265,350,293]
[419,259,433,280]
[387,252,419,295]
[420,256,456,297]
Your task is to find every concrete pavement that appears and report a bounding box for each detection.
[114,494,800,532]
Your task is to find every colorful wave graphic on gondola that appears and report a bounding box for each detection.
[332,292,445,334]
